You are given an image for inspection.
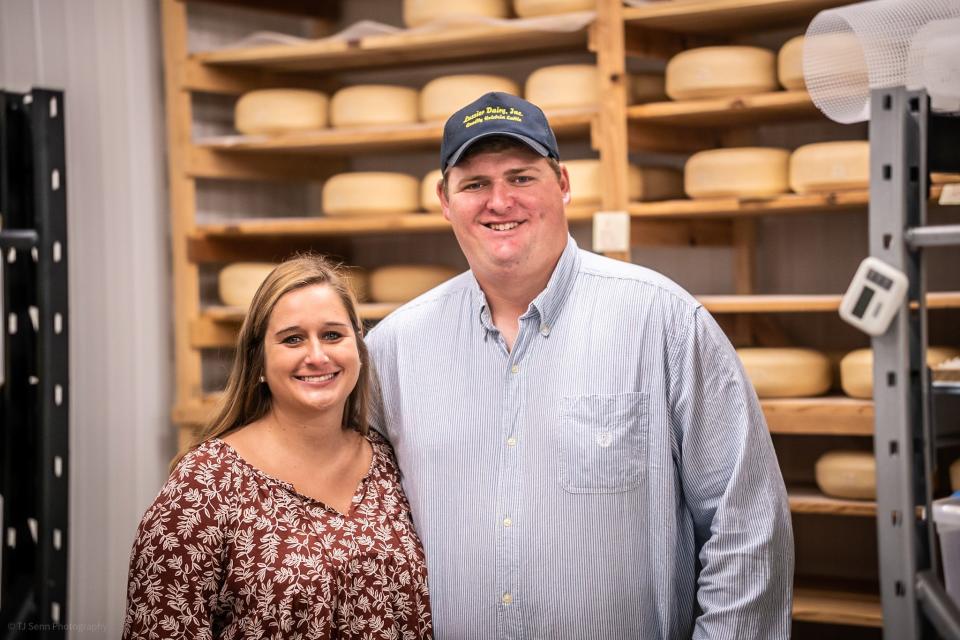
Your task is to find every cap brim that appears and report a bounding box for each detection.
[445,132,551,172]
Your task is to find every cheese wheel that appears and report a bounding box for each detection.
[789,141,869,194]
[403,0,510,27]
[631,73,667,104]
[513,0,594,17]
[815,451,876,500]
[840,347,960,398]
[322,172,419,215]
[421,169,444,212]
[369,265,459,303]
[736,347,832,398]
[685,148,790,199]
[526,64,598,110]
[218,262,275,308]
[778,36,806,91]
[951,458,960,492]
[420,75,520,123]
[666,46,777,101]
[330,85,418,128]
[234,89,328,135]
[563,160,684,205]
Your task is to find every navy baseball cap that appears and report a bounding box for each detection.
[440,92,560,173]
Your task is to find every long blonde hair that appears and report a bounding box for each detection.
[172,255,369,471]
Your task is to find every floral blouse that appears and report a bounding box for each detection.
[123,431,432,639]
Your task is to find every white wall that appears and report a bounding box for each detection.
[0,0,171,634]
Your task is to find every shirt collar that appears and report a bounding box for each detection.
[471,235,581,333]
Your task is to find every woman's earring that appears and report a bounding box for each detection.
[259,375,265,383]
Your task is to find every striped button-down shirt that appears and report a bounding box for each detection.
[367,236,793,639]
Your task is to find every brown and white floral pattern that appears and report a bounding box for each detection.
[123,432,432,639]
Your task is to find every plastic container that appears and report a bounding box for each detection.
[933,494,960,605]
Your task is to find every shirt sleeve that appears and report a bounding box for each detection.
[122,449,233,640]
[669,306,795,640]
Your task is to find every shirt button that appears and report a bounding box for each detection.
[503,517,513,527]
[510,364,519,374]
[506,437,517,447]
[540,324,551,336]
[502,593,513,605]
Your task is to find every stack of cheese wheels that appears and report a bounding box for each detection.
[369,265,459,303]
[419,75,520,123]
[526,64,597,110]
[403,0,510,27]
[778,36,806,91]
[421,169,444,213]
[631,73,667,104]
[815,451,876,500]
[840,346,960,398]
[789,141,869,194]
[564,160,683,205]
[685,148,790,199]
[330,86,418,128]
[736,347,832,398]
[665,46,777,100]
[219,262,276,308]
[322,172,419,215]
[513,0,594,17]
[234,89,328,135]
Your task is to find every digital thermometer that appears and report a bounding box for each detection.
[839,257,909,336]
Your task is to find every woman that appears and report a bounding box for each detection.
[123,256,432,639]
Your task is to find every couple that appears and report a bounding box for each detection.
[123,93,794,639]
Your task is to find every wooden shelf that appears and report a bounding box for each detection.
[793,586,882,627]
[628,91,818,127]
[629,184,953,219]
[762,397,873,436]
[193,107,594,155]
[700,292,960,314]
[789,486,876,517]
[192,22,588,74]
[623,0,852,35]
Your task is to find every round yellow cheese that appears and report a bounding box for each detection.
[815,451,876,500]
[778,36,806,91]
[330,85,418,128]
[219,262,275,308]
[666,46,777,101]
[419,75,520,123]
[736,347,832,398]
[789,141,869,194]
[684,147,790,199]
[421,169,444,212]
[403,0,510,28]
[840,347,960,398]
[631,73,667,104]
[234,89,328,135]
[563,160,683,205]
[526,64,598,110]
[513,0,594,17]
[369,265,459,303]
[322,172,420,215]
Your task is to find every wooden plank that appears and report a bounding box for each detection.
[162,0,205,407]
[181,58,336,95]
[194,213,453,238]
[789,486,876,517]
[762,397,874,436]
[629,186,954,219]
[195,108,594,155]
[185,235,354,264]
[793,586,883,627]
[187,146,347,180]
[627,91,820,127]
[194,24,587,73]
[700,292,960,313]
[183,0,340,19]
[623,0,852,35]
[631,220,733,246]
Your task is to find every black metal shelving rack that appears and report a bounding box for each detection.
[0,88,69,638]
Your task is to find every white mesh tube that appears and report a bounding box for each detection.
[907,17,960,113]
[804,0,960,123]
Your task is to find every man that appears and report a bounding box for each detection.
[367,92,793,639]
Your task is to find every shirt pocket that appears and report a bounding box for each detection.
[558,392,648,494]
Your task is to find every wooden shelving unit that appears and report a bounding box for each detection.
[161,0,920,633]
